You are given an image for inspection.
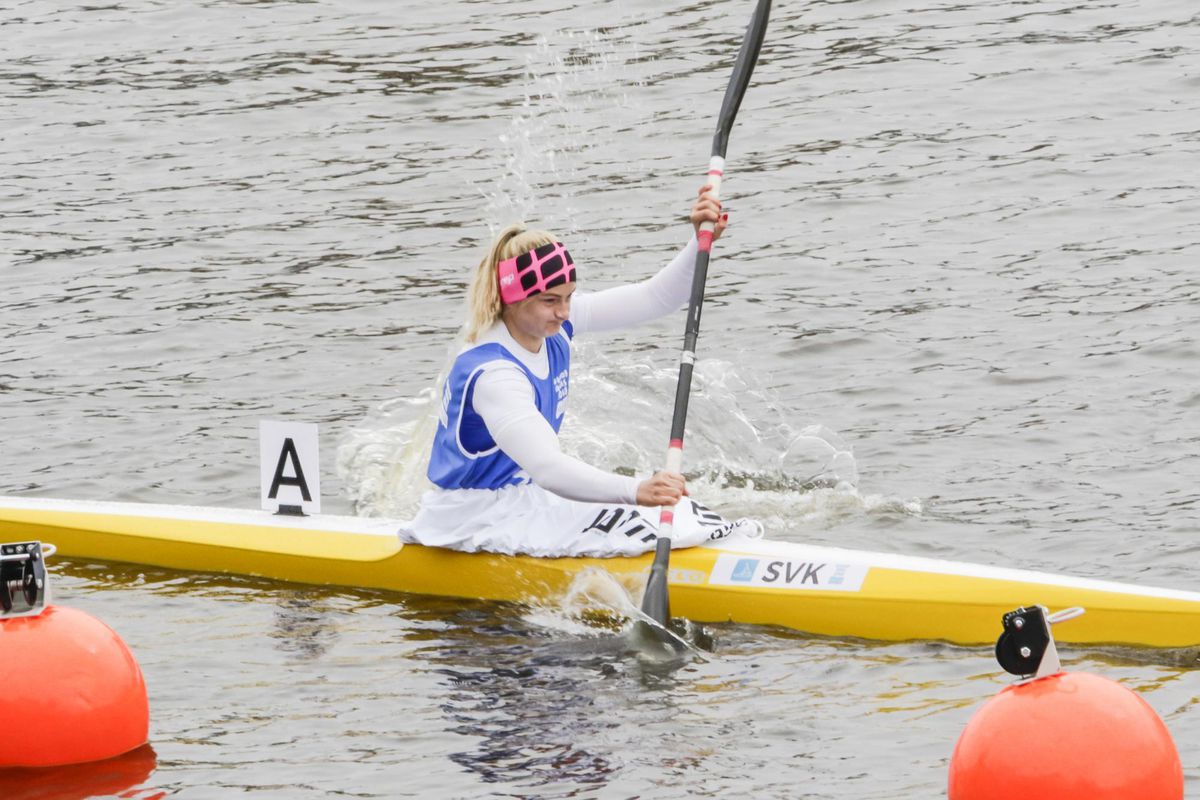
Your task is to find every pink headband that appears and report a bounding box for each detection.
[497,241,577,305]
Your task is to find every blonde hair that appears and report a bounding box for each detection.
[464,223,557,342]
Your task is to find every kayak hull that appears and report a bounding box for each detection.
[3,496,1198,647]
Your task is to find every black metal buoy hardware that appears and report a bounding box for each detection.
[0,540,51,617]
[994,604,1085,680]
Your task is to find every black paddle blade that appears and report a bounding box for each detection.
[712,0,772,157]
[640,537,672,625]
[632,538,684,651]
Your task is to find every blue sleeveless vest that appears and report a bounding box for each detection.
[427,322,572,490]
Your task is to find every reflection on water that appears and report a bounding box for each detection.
[438,656,621,789]
[270,592,341,660]
[407,599,709,793]
[0,744,159,800]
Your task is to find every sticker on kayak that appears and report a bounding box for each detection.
[709,555,869,592]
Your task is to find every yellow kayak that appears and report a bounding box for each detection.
[3,495,1198,647]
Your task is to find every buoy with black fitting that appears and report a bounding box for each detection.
[948,603,1184,800]
[0,540,151,769]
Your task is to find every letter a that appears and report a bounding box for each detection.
[268,437,312,501]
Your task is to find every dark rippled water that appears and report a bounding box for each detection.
[2,0,1198,796]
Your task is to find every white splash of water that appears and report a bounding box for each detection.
[337,342,923,527]
[521,567,707,660]
[336,333,463,518]
[521,566,640,637]
[555,346,922,533]
[477,28,646,234]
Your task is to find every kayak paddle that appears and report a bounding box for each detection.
[639,0,772,644]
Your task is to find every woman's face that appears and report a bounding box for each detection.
[503,282,575,349]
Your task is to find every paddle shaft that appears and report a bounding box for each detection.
[657,159,722,531]
[657,0,770,542]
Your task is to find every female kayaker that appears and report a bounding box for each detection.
[402,185,759,557]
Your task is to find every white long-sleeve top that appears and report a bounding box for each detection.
[467,236,698,504]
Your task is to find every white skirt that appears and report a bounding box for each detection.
[399,483,762,558]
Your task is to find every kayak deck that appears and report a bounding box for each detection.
[3,496,1199,647]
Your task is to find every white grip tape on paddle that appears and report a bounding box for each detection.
[699,156,725,233]
[665,448,683,472]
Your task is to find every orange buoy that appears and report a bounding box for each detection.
[0,605,149,768]
[948,671,1183,800]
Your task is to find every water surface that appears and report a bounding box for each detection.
[2,0,1198,795]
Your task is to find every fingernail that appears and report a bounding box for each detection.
[722,213,729,221]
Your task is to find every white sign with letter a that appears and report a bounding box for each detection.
[259,420,321,515]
